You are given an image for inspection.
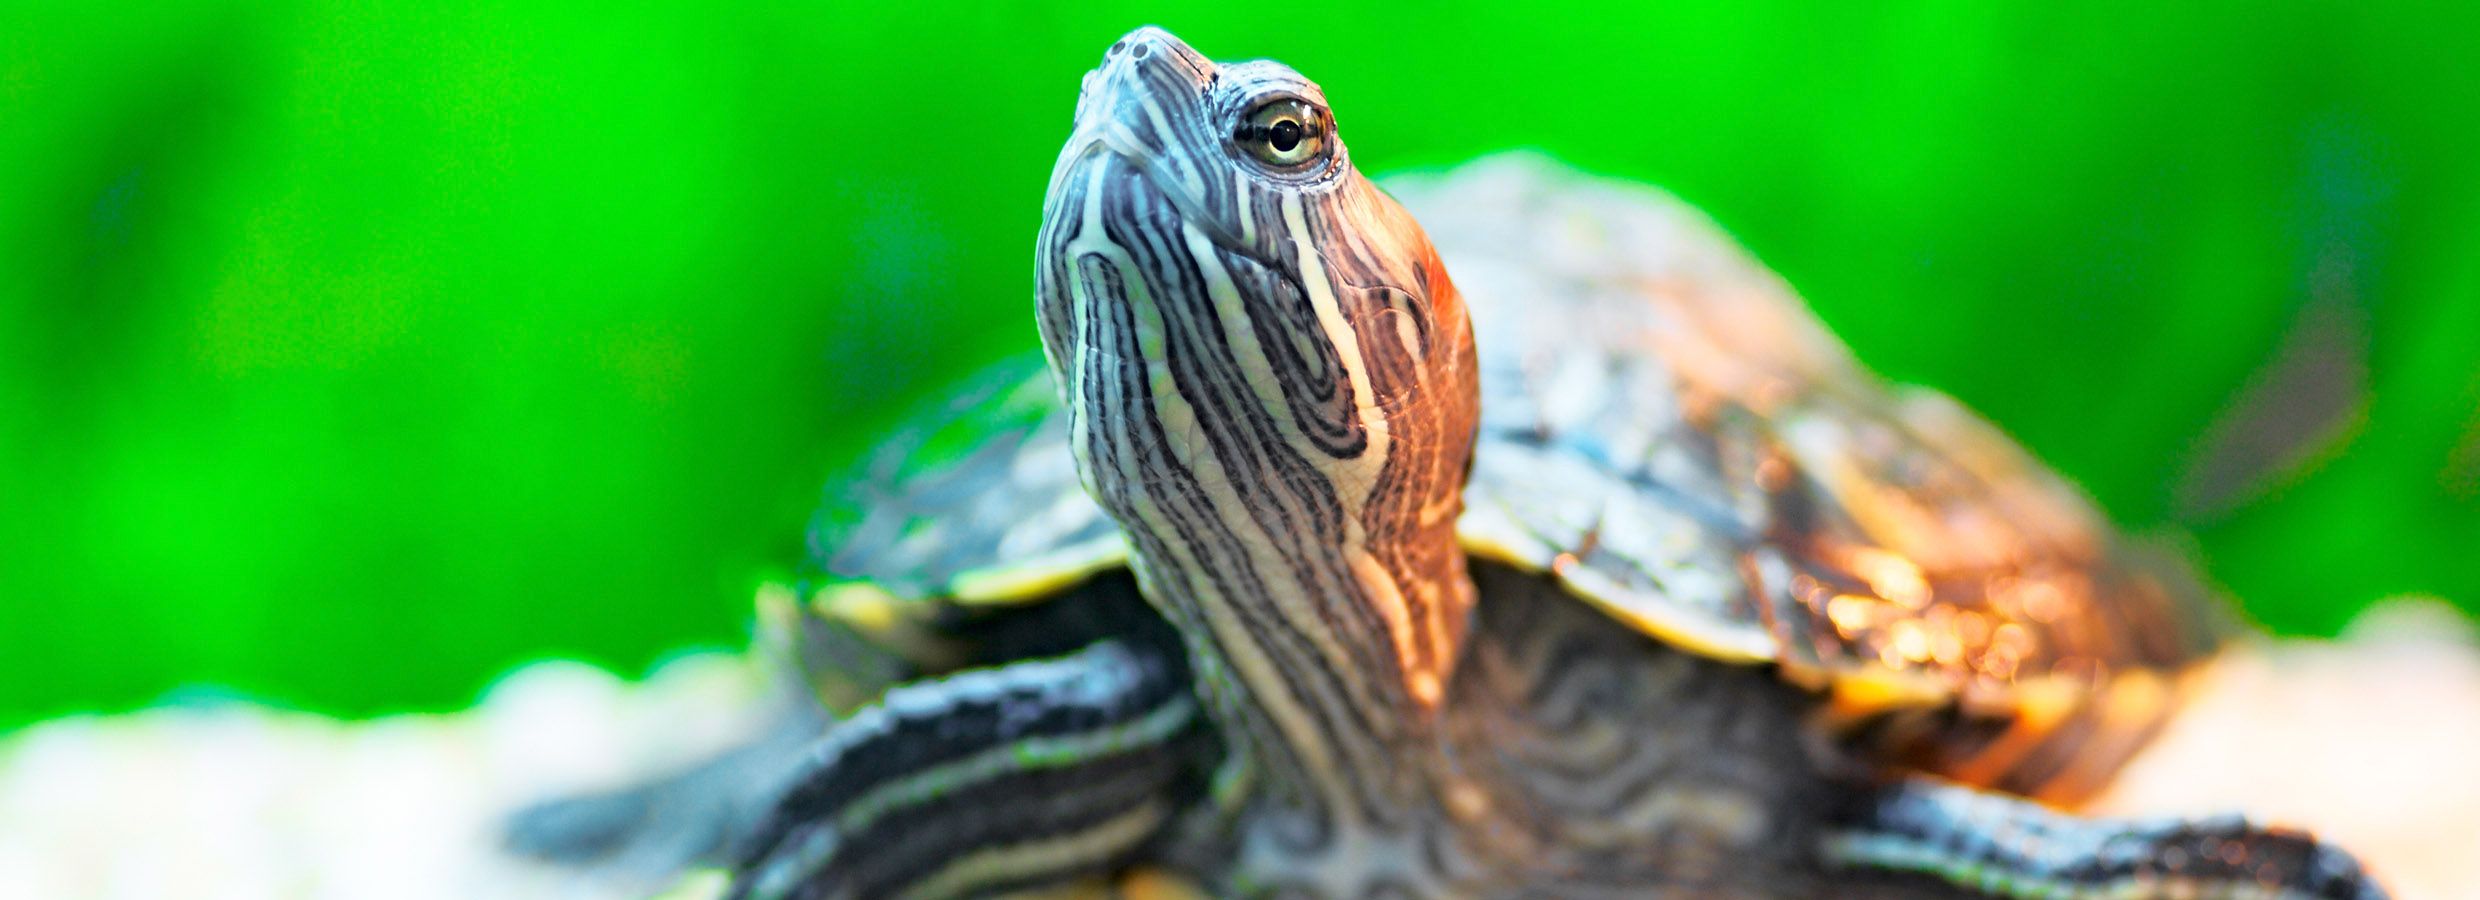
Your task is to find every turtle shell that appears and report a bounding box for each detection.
[802,153,2232,804]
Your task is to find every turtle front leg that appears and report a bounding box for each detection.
[503,697,830,879]
[730,639,1204,900]
[500,582,924,882]
[1827,776,2387,899]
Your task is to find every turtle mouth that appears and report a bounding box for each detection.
[1049,45,1253,257]
[1047,127,1256,274]
[1120,135,1247,240]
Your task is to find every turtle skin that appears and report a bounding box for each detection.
[811,153,2229,807]
[506,154,2378,899]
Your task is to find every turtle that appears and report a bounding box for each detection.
[507,25,2386,900]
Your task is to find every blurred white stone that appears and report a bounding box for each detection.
[0,655,756,900]
[1,609,2472,898]
[2094,598,2480,900]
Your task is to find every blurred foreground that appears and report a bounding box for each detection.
[3,602,2474,900]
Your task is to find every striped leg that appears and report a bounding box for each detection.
[503,697,830,879]
[1826,777,2387,900]
[501,583,917,881]
[729,639,1203,900]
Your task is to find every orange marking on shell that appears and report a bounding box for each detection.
[2030,669,2180,804]
[1937,685,2076,791]
[1826,594,1883,635]
[1844,546,1932,610]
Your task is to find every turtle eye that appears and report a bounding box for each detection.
[1234,98,1330,169]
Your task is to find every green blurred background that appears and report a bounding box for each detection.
[3,2,2474,731]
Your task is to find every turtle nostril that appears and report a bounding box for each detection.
[1130,42,1151,60]
[1108,40,1125,56]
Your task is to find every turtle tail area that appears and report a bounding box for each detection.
[1823,776,2388,900]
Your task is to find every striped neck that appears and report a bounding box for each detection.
[1033,28,1481,829]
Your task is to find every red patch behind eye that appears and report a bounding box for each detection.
[1420,248,1463,326]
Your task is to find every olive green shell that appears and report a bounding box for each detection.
[797,154,2230,802]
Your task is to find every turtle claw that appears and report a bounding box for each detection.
[1827,776,2390,900]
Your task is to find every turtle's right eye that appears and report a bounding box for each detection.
[1234,98,1330,169]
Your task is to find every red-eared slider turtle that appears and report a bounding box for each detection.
[511,26,2384,900]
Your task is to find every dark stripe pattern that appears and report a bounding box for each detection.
[1032,25,1480,853]
[726,639,1198,900]
[1829,777,2389,900]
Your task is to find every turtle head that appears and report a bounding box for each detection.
[1035,26,1478,801]
[1040,26,1471,346]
